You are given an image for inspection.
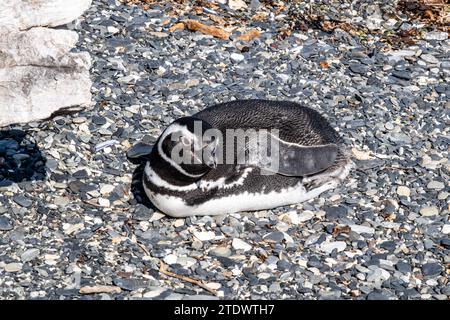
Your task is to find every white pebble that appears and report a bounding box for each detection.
[232,238,252,251]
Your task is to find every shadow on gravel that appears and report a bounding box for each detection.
[0,130,47,186]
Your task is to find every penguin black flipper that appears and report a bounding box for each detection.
[127,142,153,163]
[255,138,339,176]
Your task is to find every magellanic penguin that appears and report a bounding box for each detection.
[128,100,353,217]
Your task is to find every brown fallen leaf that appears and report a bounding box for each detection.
[320,60,329,69]
[183,19,230,40]
[80,285,121,294]
[332,225,351,237]
[237,29,261,41]
[169,22,185,33]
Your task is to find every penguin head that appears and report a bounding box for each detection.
[153,117,219,181]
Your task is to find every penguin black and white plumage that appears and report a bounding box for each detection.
[128,100,353,217]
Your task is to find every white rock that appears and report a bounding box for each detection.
[163,254,177,265]
[419,206,439,217]
[441,225,450,235]
[228,0,247,10]
[319,241,346,254]
[173,219,184,228]
[98,198,110,207]
[209,246,231,257]
[350,224,375,234]
[100,184,115,195]
[427,181,445,190]
[421,54,439,64]
[396,186,410,197]
[0,0,92,30]
[0,3,92,127]
[232,238,252,251]
[424,31,448,41]
[63,223,84,235]
[5,262,22,272]
[0,28,87,68]
[298,210,315,222]
[193,231,215,241]
[280,211,300,225]
[107,26,120,34]
[230,53,244,63]
[0,61,91,127]
[367,267,390,283]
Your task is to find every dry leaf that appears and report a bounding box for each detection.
[332,225,351,237]
[184,19,230,40]
[80,285,121,294]
[320,60,329,69]
[169,22,185,33]
[352,147,375,160]
[237,29,261,41]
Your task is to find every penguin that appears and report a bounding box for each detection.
[128,99,353,217]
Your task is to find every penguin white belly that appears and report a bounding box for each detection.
[143,178,339,217]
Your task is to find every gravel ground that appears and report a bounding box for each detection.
[0,0,449,300]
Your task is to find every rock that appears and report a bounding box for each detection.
[367,291,390,300]
[112,278,146,291]
[349,64,368,74]
[440,239,450,249]
[422,263,442,277]
[209,246,232,257]
[100,184,115,195]
[396,262,411,274]
[21,248,40,262]
[0,28,88,68]
[367,267,390,283]
[0,2,92,127]
[421,54,439,64]
[442,225,450,235]
[423,31,448,41]
[193,231,215,241]
[228,0,247,10]
[263,231,285,243]
[0,55,91,127]
[0,0,92,30]
[280,211,300,224]
[350,224,375,234]
[143,287,169,298]
[419,206,439,217]
[319,241,346,254]
[380,241,396,251]
[5,262,22,272]
[0,216,13,231]
[298,211,315,222]
[98,198,110,207]
[396,186,410,197]
[163,254,177,265]
[230,53,245,63]
[13,195,32,208]
[232,238,252,251]
[325,205,347,220]
[107,26,120,34]
[427,181,445,190]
